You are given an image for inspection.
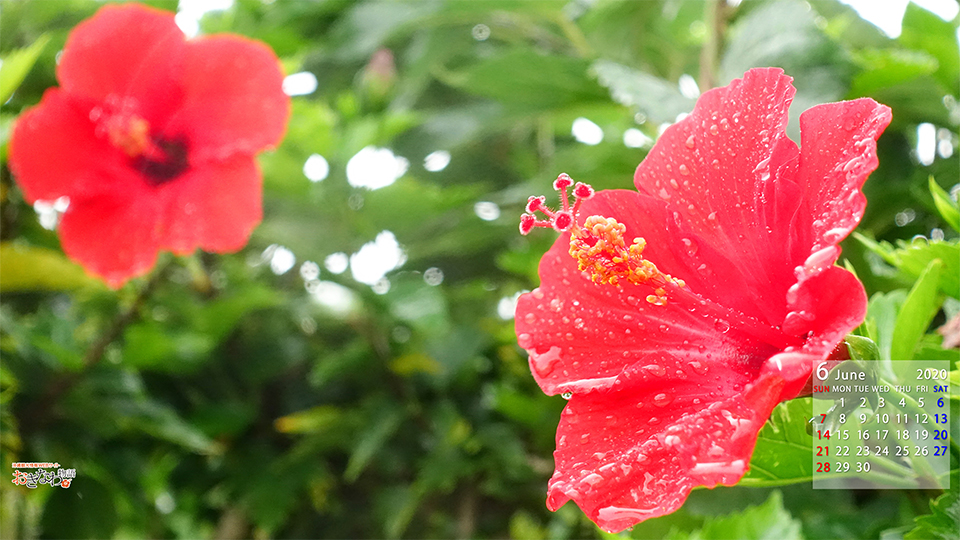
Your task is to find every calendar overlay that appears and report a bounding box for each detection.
[811,359,951,490]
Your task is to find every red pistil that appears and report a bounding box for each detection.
[519,173,595,235]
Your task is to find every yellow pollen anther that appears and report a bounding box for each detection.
[569,215,685,305]
[106,114,153,157]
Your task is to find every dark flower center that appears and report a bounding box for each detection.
[100,109,190,185]
[133,137,189,185]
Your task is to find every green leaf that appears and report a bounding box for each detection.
[0,242,100,292]
[591,59,695,124]
[740,398,813,486]
[900,2,960,93]
[904,490,960,540]
[0,34,49,104]
[440,49,607,110]
[344,405,404,482]
[855,233,959,299]
[846,334,880,362]
[849,48,938,98]
[891,259,943,361]
[929,176,960,233]
[666,491,803,540]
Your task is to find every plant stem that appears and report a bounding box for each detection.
[699,0,727,91]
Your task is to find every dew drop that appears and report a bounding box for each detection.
[714,320,730,333]
[688,360,708,375]
[643,364,666,377]
[565,332,575,341]
[658,188,671,200]
[711,159,720,170]
[678,164,690,176]
[517,333,533,348]
[524,313,536,324]
[720,118,730,130]
[685,135,696,149]
[709,124,719,135]
[562,392,573,400]
[648,416,661,425]
[580,433,590,443]
[653,393,673,407]
[659,324,669,333]
[707,211,717,221]
[626,296,639,306]
[681,238,698,256]
[669,178,679,189]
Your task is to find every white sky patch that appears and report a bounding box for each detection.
[473,201,501,221]
[303,154,329,182]
[308,280,359,316]
[299,261,320,281]
[623,128,652,148]
[423,150,451,172]
[267,245,296,275]
[572,117,604,145]
[497,291,525,320]
[346,146,409,190]
[350,230,405,285]
[937,128,955,159]
[283,72,318,96]
[33,196,69,230]
[424,267,444,286]
[838,0,959,38]
[917,122,936,165]
[324,252,349,274]
[176,0,233,37]
[678,74,700,99]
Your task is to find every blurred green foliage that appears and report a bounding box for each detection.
[0,0,958,538]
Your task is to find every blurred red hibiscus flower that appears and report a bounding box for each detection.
[9,3,290,287]
[515,68,890,532]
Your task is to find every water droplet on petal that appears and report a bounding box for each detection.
[524,313,536,324]
[709,124,719,135]
[653,393,673,407]
[678,164,690,176]
[714,320,730,333]
[659,324,669,333]
[682,238,698,256]
[689,360,708,375]
[685,135,696,149]
[561,391,573,400]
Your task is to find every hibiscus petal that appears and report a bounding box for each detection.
[9,89,118,202]
[159,156,263,254]
[56,4,187,124]
[161,36,290,163]
[770,265,868,402]
[793,98,893,269]
[516,190,788,396]
[58,180,163,288]
[632,68,802,327]
[547,369,784,533]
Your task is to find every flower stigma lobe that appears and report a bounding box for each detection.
[521,173,685,305]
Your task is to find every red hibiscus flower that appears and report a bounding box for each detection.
[515,68,891,532]
[9,4,290,287]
